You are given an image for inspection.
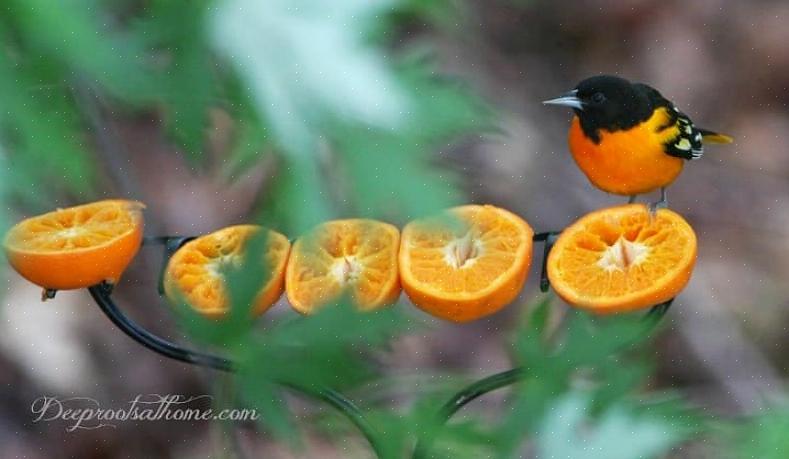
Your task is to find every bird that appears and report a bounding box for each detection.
[543,75,732,211]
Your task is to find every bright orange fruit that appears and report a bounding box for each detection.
[164,225,290,317]
[399,205,534,322]
[547,204,697,313]
[3,199,145,292]
[285,219,400,313]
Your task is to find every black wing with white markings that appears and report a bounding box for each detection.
[635,83,704,161]
[662,106,704,160]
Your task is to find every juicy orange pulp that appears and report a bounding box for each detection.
[164,225,290,317]
[285,219,401,313]
[3,199,145,291]
[399,204,534,322]
[547,204,697,313]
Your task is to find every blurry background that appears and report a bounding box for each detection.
[1,0,788,458]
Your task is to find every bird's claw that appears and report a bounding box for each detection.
[647,200,667,218]
[647,187,668,218]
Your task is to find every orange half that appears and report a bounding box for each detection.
[285,219,400,313]
[164,225,290,317]
[399,204,534,322]
[547,204,697,313]
[3,199,145,291]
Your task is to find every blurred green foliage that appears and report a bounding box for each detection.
[495,300,698,458]
[0,1,779,458]
[720,405,789,459]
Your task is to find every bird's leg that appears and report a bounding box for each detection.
[648,187,668,216]
[658,187,668,208]
[628,195,638,204]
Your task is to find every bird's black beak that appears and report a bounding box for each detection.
[542,89,583,110]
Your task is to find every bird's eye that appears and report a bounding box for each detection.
[592,92,606,103]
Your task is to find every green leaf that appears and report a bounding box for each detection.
[723,405,789,459]
[5,0,156,103]
[0,54,95,206]
[558,312,651,368]
[220,117,271,181]
[209,0,494,231]
[233,300,413,441]
[255,156,333,235]
[496,305,665,456]
[210,0,408,160]
[537,391,687,459]
[237,377,297,441]
[592,358,652,413]
[360,399,494,459]
[0,143,8,234]
[0,0,167,205]
[238,299,414,389]
[223,230,274,323]
[528,295,553,335]
[168,228,276,348]
[135,0,216,161]
[216,70,275,179]
[395,0,464,29]
[331,59,494,221]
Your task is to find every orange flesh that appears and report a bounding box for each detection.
[399,205,533,322]
[285,219,400,313]
[164,225,290,316]
[569,107,684,195]
[7,203,139,252]
[547,204,697,313]
[3,199,145,290]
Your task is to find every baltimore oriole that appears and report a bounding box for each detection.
[544,75,732,210]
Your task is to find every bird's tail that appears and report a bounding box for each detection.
[698,128,733,144]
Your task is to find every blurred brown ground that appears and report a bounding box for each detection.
[2,0,789,457]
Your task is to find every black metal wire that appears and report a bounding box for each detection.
[142,235,197,295]
[81,232,673,459]
[87,238,385,457]
[535,231,560,292]
[88,283,234,371]
[411,299,673,458]
[87,284,383,456]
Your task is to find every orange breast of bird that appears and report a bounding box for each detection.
[568,107,684,196]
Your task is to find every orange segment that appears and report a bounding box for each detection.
[3,199,145,291]
[547,204,697,313]
[285,219,400,313]
[399,204,534,322]
[164,225,290,317]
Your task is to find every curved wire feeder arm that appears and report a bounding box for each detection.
[86,237,384,456]
[412,298,672,458]
[70,232,672,459]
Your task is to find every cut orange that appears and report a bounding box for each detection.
[547,204,697,313]
[285,219,400,313]
[164,225,290,317]
[3,199,145,292]
[399,204,534,322]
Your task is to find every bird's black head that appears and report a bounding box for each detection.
[544,75,657,141]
